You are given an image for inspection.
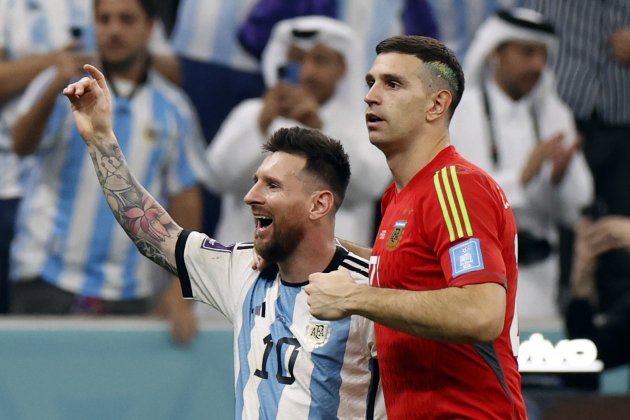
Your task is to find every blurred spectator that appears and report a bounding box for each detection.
[450,8,593,323]
[427,0,524,60]
[0,0,95,314]
[170,0,265,236]
[237,0,438,72]
[0,0,179,314]
[525,0,630,326]
[202,16,390,246]
[9,0,206,339]
[567,215,630,369]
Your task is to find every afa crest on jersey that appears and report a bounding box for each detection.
[306,320,331,348]
[143,122,161,143]
[386,220,407,250]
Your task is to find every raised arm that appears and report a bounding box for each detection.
[63,64,181,274]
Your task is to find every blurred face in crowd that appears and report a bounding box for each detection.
[243,152,316,263]
[94,0,153,71]
[287,43,346,105]
[493,40,548,100]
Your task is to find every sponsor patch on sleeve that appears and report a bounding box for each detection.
[449,238,484,278]
[201,237,234,252]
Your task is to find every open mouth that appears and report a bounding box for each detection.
[255,215,273,231]
[366,113,383,126]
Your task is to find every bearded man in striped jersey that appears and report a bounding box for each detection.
[64,63,385,419]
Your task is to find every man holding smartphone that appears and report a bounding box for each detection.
[9,0,206,332]
[203,16,390,248]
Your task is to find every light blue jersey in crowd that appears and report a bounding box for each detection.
[170,0,260,72]
[10,67,206,300]
[0,0,94,200]
[177,231,385,420]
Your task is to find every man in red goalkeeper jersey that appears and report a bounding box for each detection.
[305,35,527,419]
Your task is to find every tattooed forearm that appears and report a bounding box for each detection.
[87,134,181,275]
[135,238,177,274]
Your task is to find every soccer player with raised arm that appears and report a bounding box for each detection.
[63,64,384,419]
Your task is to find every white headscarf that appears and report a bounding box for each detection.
[464,8,557,95]
[261,16,364,111]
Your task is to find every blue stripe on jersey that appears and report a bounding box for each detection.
[67,0,96,53]
[453,0,470,58]
[41,126,88,285]
[171,0,197,55]
[307,317,351,419]
[367,0,398,71]
[81,25,96,54]
[210,1,241,63]
[335,0,347,21]
[82,100,134,297]
[121,89,170,297]
[257,282,302,419]
[235,267,278,420]
[10,152,46,280]
[30,5,51,51]
[174,113,198,188]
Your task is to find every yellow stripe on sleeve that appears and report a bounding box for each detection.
[441,167,464,238]
[449,165,473,236]
[433,172,455,242]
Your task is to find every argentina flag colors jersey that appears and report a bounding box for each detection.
[10,67,206,299]
[170,0,260,72]
[176,230,385,420]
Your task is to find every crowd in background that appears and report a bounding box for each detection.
[0,0,629,398]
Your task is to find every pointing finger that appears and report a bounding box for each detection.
[83,64,107,91]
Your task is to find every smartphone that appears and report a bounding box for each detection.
[70,26,83,40]
[582,199,607,220]
[277,61,301,85]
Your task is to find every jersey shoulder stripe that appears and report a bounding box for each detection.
[340,252,369,279]
[345,253,369,269]
[433,165,473,242]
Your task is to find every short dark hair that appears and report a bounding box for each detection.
[376,36,465,117]
[263,127,351,210]
[94,0,158,19]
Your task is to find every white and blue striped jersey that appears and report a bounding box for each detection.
[0,0,173,198]
[0,0,93,198]
[170,0,260,72]
[10,67,207,300]
[428,0,524,60]
[176,230,385,420]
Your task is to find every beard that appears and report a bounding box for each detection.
[102,48,147,75]
[253,217,305,264]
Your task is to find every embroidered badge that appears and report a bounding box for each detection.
[201,237,234,252]
[386,220,407,250]
[143,123,161,143]
[306,320,331,348]
[449,238,485,278]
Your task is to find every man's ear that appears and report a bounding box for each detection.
[309,190,335,221]
[426,89,453,122]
